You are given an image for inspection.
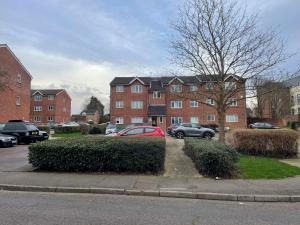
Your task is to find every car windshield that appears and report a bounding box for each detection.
[3,122,26,130]
[26,124,38,131]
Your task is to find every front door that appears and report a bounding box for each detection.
[151,116,158,126]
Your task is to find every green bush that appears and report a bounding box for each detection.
[28,136,166,173]
[231,129,299,158]
[184,138,239,178]
[37,126,50,134]
[54,126,81,134]
[89,124,107,134]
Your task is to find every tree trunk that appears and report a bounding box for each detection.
[218,111,226,143]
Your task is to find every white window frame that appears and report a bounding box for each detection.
[226,114,239,122]
[131,85,143,93]
[171,85,182,93]
[16,96,21,106]
[171,101,182,109]
[131,101,143,109]
[153,91,161,99]
[115,101,124,108]
[171,117,183,125]
[48,116,54,122]
[34,106,42,112]
[48,95,55,100]
[48,105,55,111]
[115,117,124,124]
[190,100,198,108]
[34,95,42,101]
[33,116,41,122]
[227,98,237,107]
[206,98,215,105]
[206,82,213,90]
[116,85,124,92]
[207,114,215,121]
[225,82,237,90]
[16,74,22,84]
[190,117,199,124]
[190,85,198,92]
[131,117,144,124]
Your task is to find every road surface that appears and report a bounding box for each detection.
[0,191,299,225]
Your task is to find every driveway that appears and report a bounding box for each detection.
[0,145,32,172]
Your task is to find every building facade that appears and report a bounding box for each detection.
[110,76,247,131]
[0,44,32,122]
[30,89,71,124]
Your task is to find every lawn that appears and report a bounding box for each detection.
[239,154,300,179]
[51,132,82,138]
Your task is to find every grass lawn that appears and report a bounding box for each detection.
[239,154,300,179]
[51,132,82,138]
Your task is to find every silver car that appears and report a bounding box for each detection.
[172,123,215,139]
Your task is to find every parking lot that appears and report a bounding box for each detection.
[0,145,32,172]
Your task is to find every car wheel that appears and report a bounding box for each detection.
[176,131,184,139]
[203,132,212,139]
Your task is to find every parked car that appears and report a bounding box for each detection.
[1,120,39,144]
[167,124,179,135]
[172,123,215,139]
[110,126,165,137]
[105,124,117,135]
[249,122,278,129]
[0,133,17,147]
[36,130,49,141]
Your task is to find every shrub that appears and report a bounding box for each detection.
[54,126,81,134]
[37,126,50,134]
[183,138,239,178]
[89,124,107,134]
[28,136,166,173]
[231,129,299,158]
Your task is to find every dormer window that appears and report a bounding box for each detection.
[48,95,55,100]
[34,95,42,101]
[225,82,236,90]
[190,85,198,92]
[16,74,22,84]
[171,85,182,92]
[131,85,143,93]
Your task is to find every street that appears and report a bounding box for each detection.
[0,191,299,225]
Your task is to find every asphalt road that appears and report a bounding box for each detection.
[0,191,299,225]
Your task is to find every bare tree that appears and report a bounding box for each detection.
[171,0,289,142]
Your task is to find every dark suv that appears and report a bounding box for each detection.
[1,120,39,144]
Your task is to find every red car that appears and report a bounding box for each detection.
[116,126,165,137]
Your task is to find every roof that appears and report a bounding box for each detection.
[0,44,33,79]
[110,75,245,86]
[148,105,166,116]
[149,80,164,91]
[31,89,65,96]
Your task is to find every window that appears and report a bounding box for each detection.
[16,96,21,106]
[126,128,144,135]
[159,116,163,123]
[190,85,198,92]
[131,101,143,109]
[206,82,213,90]
[131,85,143,93]
[34,95,42,101]
[297,94,300,105]
[206,98,215,105]
[48,116,54,122]
[171,85,182,92]
[34,106,42,112]
[33,116,41,122]
[190,100,198,108]
[190,117,199,124]
[226,114,239,122]
[227,98,237,106]
[48,95,55,100]
[116,85,124,92]
[153,91,161,99]
[16,74,22,83]
[225,82,236,90]
[131,117,143,124]
[171,117,183,125]
[48,105,54,111]
[116,101,124,108]
[171,101,182,108]
[145,128,156,133]
[207,114,215,121]
[115,117,124,124]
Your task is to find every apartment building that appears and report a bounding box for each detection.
[0,44,32,122]
[110,75,247,131]
[30,89,71,124]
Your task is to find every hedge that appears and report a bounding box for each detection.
[230,129,299,158]
[28,136,166,173]
[183,138,239,178]
[54,126,81,134]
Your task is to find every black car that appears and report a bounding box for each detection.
[0,133,17,147]
[36,130,49,141]
[249,122,278,129]
[1,120,39,144]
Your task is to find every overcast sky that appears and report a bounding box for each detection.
[0,0,299,113]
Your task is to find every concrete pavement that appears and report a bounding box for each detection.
[0,191,299,225]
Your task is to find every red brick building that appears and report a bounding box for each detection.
[110,76,247,131]
[0,44,32,122]
[30,89,71,124]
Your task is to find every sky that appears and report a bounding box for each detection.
[0,0,299,113]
